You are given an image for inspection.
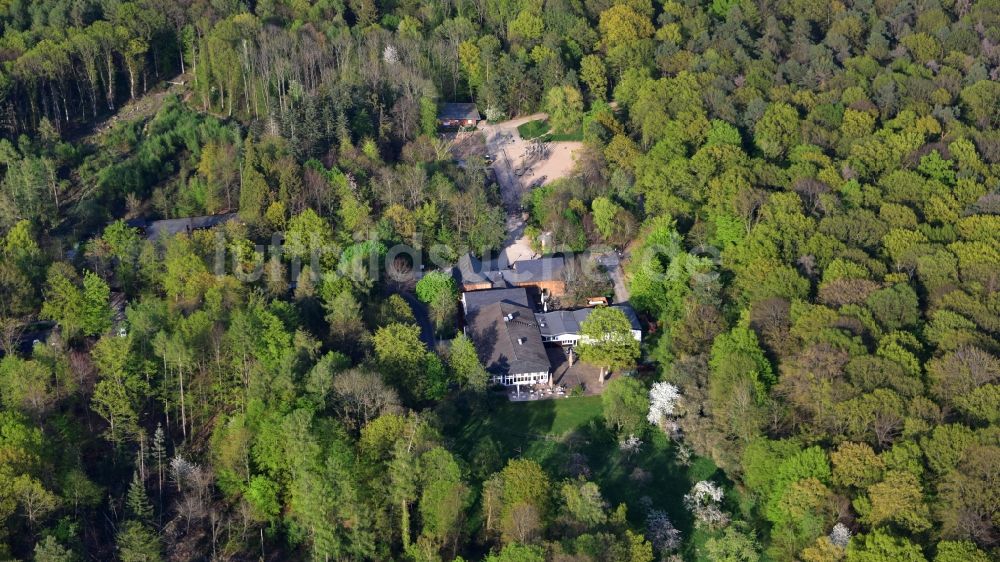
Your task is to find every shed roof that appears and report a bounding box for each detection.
[535,308,590,337]
[144,213,239,239]
[507,256,565,284]
[454,253,499,287]
[438,103,481,121]
[463,287,531,314]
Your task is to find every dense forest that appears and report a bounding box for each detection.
[0,0,999,561]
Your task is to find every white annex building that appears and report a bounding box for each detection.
[535,306,642,346]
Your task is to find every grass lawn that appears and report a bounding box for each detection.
[462,395,602,443]
[517,119,550,139]
[543,395,604,433]
[516,118,584,142]
[443,394,739,560]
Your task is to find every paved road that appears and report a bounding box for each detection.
[497,214,539,269]
[397,290,437,349]
[596,253,630,304]
[609,263,630,304]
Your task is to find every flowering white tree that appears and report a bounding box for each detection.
[688,480,724,502]
[484,106,506,122]
[674,443,693,467]
[382,45,399,65]
[169,455,195,491]
[647,382,680,431]
[619,434,643,459]
[646,509,682,553]
[683,480,730,529]
[829,523,851,548]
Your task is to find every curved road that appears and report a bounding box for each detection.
[396,289,437,348]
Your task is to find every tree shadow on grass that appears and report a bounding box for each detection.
[443,394,558,465]
[589,429,695,529]
[440,396,741,558]
[565,424,743,552]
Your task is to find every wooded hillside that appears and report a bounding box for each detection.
[0,0,998,561]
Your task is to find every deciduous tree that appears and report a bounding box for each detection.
[578,307,640,381]
[601,376,648,436]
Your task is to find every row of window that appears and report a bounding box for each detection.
[491,371,549,386]
[542,335,579,344]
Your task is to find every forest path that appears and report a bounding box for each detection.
[397,290,437,349]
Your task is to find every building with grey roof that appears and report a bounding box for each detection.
[437,103,481,127]
[454,253,504,291]
[453,253,567,297]
[461,287,531,314]
[462,288,550,387]
[461,287,642,388]
[535,304,642,346]
[506,256,565,285]
[140,213,240,239]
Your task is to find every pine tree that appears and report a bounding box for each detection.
[117,520,163,562]
[33,536,75,562]
[151,423,166,498]
[239,136,268,225]
[126,471,154,523]
[136,432,147,482]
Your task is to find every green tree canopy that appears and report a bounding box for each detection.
[601,376,648,436]
[415,271,457,304]
[577,307,640,375]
